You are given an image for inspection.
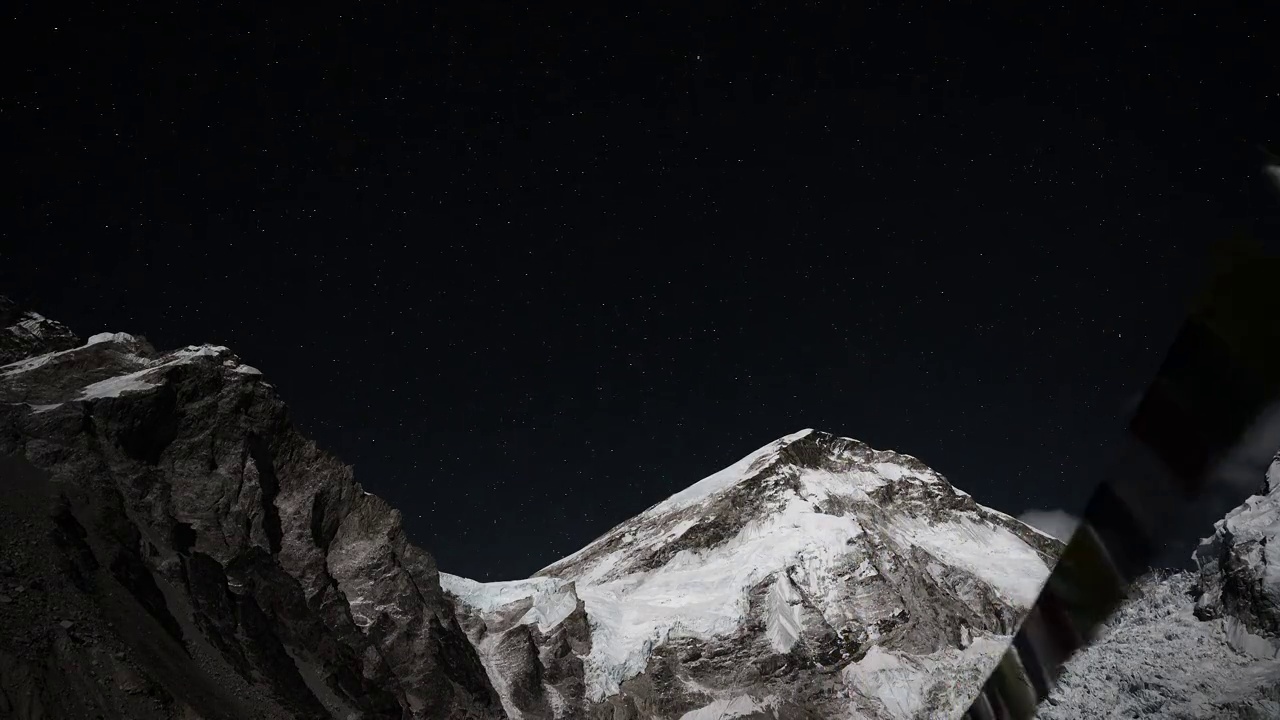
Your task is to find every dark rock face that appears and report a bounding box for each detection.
[0,298,504,719]
[1194,451,1280,659]
[0,298,79,366]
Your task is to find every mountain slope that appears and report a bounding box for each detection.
[0,299,504,719]
[1194,451,1280,659]
[1038,451,1280,719]
[445,429,1062,719]
[1035,571,1280,720]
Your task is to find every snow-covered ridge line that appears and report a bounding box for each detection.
[440,573,580,634]
[3,327,261,402]
[533,431,816,576]
[75,344,252,400]
[647,428,818,515]
[1,329,145,374]
[86,331,139,346]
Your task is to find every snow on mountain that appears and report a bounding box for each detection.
[1039,446,1280,719]
[0,297,80,366]
[444,429,1061,719]
[442,575,580,635]
[1036,571,1280,720]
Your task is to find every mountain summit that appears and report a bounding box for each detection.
[444,428,1061,719]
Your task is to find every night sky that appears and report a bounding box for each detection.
[6,4,1276,580]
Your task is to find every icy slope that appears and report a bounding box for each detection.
[1038,572,1280,719]
[446,429,1061,719]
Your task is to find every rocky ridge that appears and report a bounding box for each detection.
[0,299,504,719]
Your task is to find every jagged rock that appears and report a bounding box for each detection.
[0,297,505,719]
[1194,451,1280,659]
[0,297,79,365]
[445,429,1062,719]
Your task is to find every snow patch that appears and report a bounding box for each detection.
[765,572,803,653]
[842,636,1009,719]
[796,467,888,504]
[6,401,65,414]
[86,331,137,346]
[667,518,699,539]
[73,344,234,401]
[11,314,52,336]
[886,513,1048,607]
[78,367,167,400]
[175,344,231,358]
[0,347,71,375]
[577,506,864,700]
[678,694,774,720]
[440,573,578,634]
[845,645,924,717]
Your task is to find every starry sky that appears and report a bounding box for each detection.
[6,3,1276,580]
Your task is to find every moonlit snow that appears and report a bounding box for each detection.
[443,430,1057,717]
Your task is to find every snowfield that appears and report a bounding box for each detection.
[1037,572,1280,719]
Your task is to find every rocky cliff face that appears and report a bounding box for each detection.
[1194,451,1280,659]
[444,430,1062,720]
[0,299,504,720]
[0,298,78,365]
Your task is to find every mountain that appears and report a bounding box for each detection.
[0,297,1062,719]
[0,299,504,719]
[0,297,78,365]
[1038,452,1280,719]
[443,429,1062,719]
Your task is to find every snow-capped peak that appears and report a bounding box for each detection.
[781,427,816,442]
[637,429,816,517]
[446,429,1060,718]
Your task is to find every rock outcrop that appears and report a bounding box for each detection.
[0,297,77,365]
[1194,451,1280,659]
[0,298,504,719]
